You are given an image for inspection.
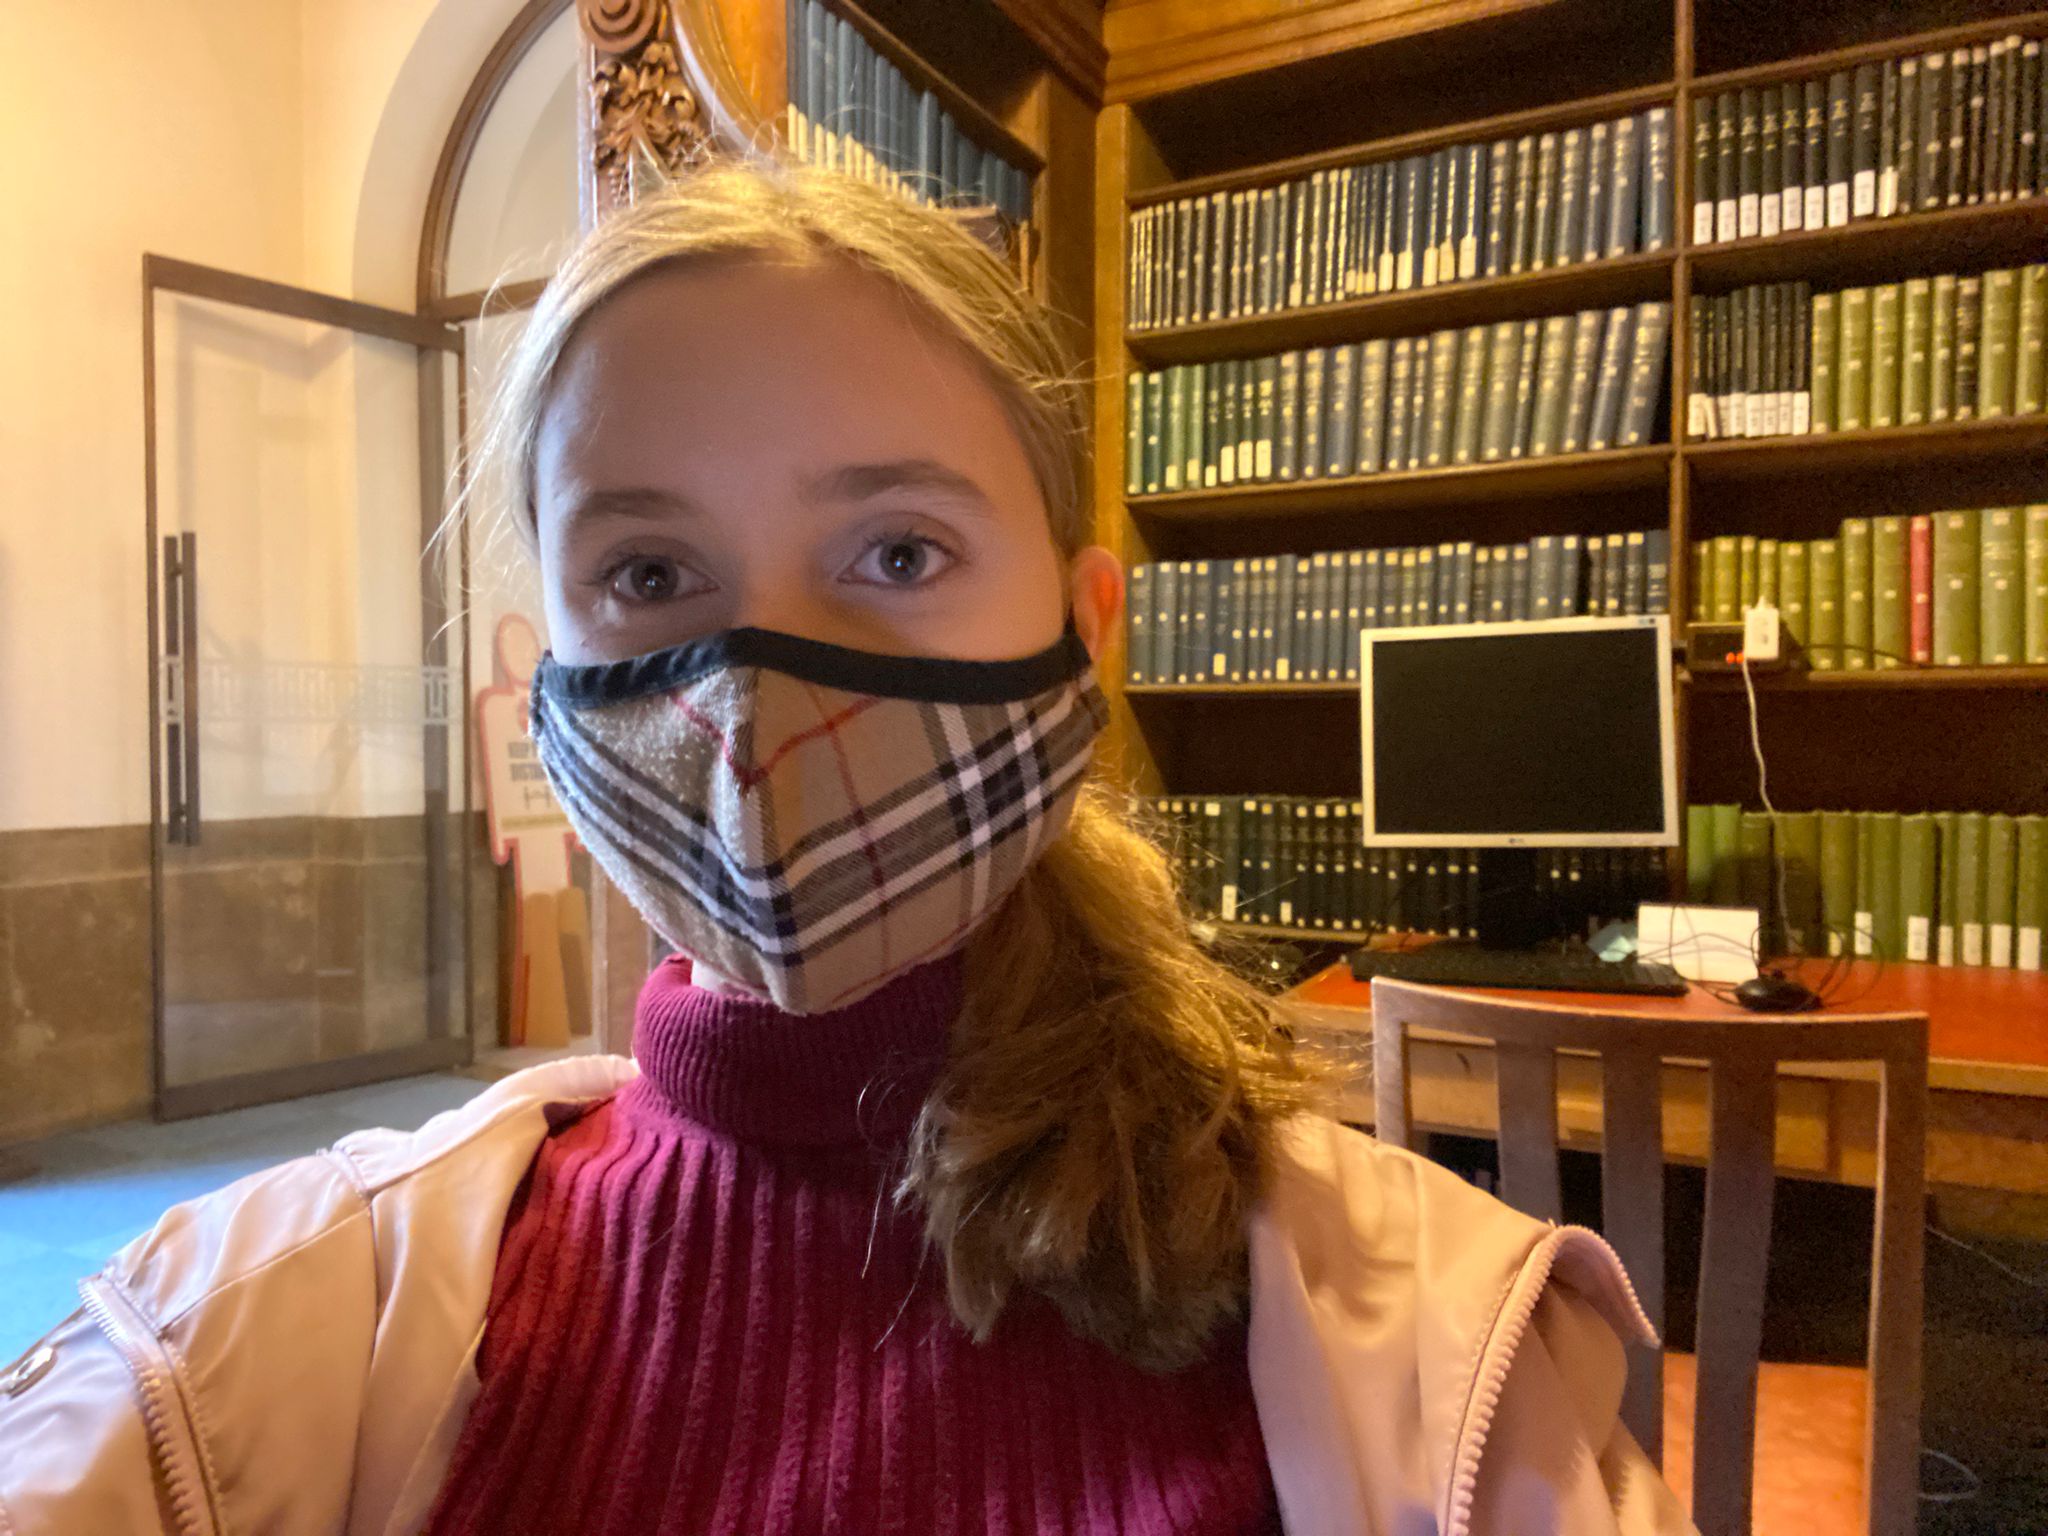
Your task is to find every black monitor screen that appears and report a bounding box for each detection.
[1364,621,1672,843]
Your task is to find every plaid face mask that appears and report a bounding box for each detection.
[530,623,1107,1015]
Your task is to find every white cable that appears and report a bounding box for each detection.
[1740,645,1794,962]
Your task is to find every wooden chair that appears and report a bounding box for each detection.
[1366,976,1928,1536]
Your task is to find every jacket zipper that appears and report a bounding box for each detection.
[79,1275,218,1536]
[1441,1225,1656,1536]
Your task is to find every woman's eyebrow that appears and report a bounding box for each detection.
[562,485,699,529]
[806,458,998,514]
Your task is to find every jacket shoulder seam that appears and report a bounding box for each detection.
[332,1079,623,1199]
[155,1186,373,1335]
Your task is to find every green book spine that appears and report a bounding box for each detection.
[1295,354,1319,479]
[1978,266,2020,417]
[1710,535,1741,623]
[1255,356,1278,480]
[1561,309,1605,453]
[1125,373,1146,495]
[1509,317,1542,457]
[1357,339,1389,474]
[1899,813,1938,962]
[1932,507,1982,665]
[1981,505,2025,663]
[2016,815,2046,972]
[1423,328,1461,467]
[2026,504,2048,664]
[1709,802,1742,905]
[1810,290,1839,432]
[1779,810,1824,956]
[1872,514,1909,669]
[1185,361,1208,488]
[1163,365,1187,491]
[1686,802,1717,902]
[1869,812,1905,961]
[1956,811,1988,965]
[1809,537,1843,670]
[1868,282,1902,427]
[1275,351,1300,480]
[2017,263,2047,414]
[1451,325,1490,466]
[1936,811,1960,965]
[1739,812,1775,944]
[1778,539,1809,651]
[1853,811,1878,956]
[1900,276,1933,426]
[1837,286,1872,430]
[1839,516,1874,670]
[1987,813,2020,966]
[1757,537,1781,606]
[1479,321,1522,462]
[1820,810,1859,956]
[1953,274,1982,421]
[1528,313,1575,456]
[1690,540,1711,622]
[1737,533,1760,609]
[1142,371,1165,493]
[1929,272,1959,421]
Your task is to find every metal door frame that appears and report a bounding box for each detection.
[142,254,473,1119]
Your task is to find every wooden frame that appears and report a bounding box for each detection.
[1369,976,1928,1536]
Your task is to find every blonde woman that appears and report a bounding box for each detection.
[1,158,1691,1536]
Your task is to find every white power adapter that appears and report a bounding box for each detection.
[1743,601,1782,664]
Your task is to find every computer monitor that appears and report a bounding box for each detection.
[1359,614,1679,849]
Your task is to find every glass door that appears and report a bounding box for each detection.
[143,256,471,1118]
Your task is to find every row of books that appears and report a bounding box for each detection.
[1691,34,2047,245]
[1127,531,1671,686]
[1687,507,2048,669]
[1125,302,1672,496]
[1688,264,2048,440]
[1147,796,1666,937]
[1686,804,2047,970]
[783,0,1032,227]
[1125,109,1674,332]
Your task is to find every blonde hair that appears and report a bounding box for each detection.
[481,154,1322,1372]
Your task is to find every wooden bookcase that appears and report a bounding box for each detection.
[1090,0,2048,924]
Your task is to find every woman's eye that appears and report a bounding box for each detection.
[606,555,687,604]
[848,533,957,587]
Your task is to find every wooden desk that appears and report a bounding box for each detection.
[1282,957,2048,1199]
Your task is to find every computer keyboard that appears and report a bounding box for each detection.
[1346,944,1689,995]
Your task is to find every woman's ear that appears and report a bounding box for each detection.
[1066,545,1124,661]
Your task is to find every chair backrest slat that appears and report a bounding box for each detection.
[1600,1046,1666,1467]
[1495,1044,1563,1223]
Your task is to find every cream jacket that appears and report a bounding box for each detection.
[0,1054,1694,1536]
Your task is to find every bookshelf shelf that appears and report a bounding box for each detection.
[1127,252,1677,365]
[1129,446,1674,522]
[1682,664,2048,691]
[1129,682,1358,698]
[1690,7,2048,95]
[1685,198,2048,291]
[1208,919,1369,945]
[1681,416,2048,481]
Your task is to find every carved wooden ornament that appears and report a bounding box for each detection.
[580,0,711,206]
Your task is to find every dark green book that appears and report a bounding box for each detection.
[1810,290,1838,432]
[1808,536,1843,670]
[1895,812,1933,962]
[1870,812,1905,961]
[1953,273,1982,420]
[1852,811,1879,956]
[1507,134,1538,274]
[1384,338,1415,470]
[1528,313,1575,456]
[1554,127,1586,266]
[2027,503,2048,665]
[1900,277,1933,426]
[1423,328,1460,467]
[1957,811,1988,965]
[1125,563,1152,682]
[1253,355,1278,480]
[2017,263,2047,414]
[1710,534,1741,623]
[1918,51,1948,211]
[1479,320,1523,462]
[1988,813,2020,967]
[1451,325,1490,465]
[1619,301,1672,447]
[1275,351,1301,481]
[1125,372,1146,495]
[1778,539,1809,653]
[1141,371,1166,492]
[1326,345,1357,477]
[1561,308,1606,452]
[1872,514,1909,670]
[1933,506,1982,665]
[1507,318,1542,456]
[1978,266,2020,417]
[1587,304,1636,450]
[1186,361,1210,488]
[1356,339,1389,474]
[1937,811,1961,964]
[1982,505,2025,664]
[1820,809,1858,955]
[1836,286,1872,430]
[2017,815,2046,972]
[1839,516,1874,670]
[1869,282,1902,427]
[1710,802,1743,905]
[1779,810,1825,956]
[1297,352,1323,480]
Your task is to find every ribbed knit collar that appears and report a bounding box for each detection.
[627,950,964,1149]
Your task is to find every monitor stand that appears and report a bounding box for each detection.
[1472,848,1581,950]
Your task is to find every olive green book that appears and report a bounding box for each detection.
[1254,355,1279,480]
[1987,813,2020,966]
[1852,811,1879,956]
[1275,352,1300,480]
[1778,809,1825,956]
[1976,266,2020,417]
[1819,810,1859,956]
[1899,813,1938,962]
[2017,815,2046,972]
[1810,290,1839,432]
[1739,812,1776,939]
[1900,276,1934,425]
[1184,361,1209,489]
[1710,534,1741,623]
[1561,308,1606,453]
[1872,514,1909,669]
[1163,365,1187,491]
[1757,537,1781,606]
[1422,328,1461,467]
[1836,285,1872,430]
[1953,273,1982,421]
[1936,811,1960,965]
[1450,325,1490,466]
[1778,539,1809,652]
[1737,533,1761,609]
[1356,339,1390,474]
[1956,810,1988,965]
[1384,338,1415,471]
[1478,320,1523,462]
[1870,812,1905,962]
[1142,371,1166,492]
[2017,263,2047,415]
[1981,506,2025,664]
[1690,539,1712,622]
[1709,801,1743,905]
[1932,507,1982,665]
[1528,313,1575,457]
[2026,504,2048,665]
[1297,354,1321,480]
[1929,272,1958,421]
[1685,802,1718,902]
[1839,516,1874,670]
[1809,536,1844,671]
[1869,282,1903,427]
[1124,373,1145,495]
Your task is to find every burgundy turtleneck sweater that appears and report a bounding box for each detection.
[419,951,1280,1535]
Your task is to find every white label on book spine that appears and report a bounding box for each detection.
[2020,928,2043,972]
[1760,196,1781,240]
[1829,181,1851,226]
[1274,656,1290,681]
[1854,913,1875,955]
[1221,884,1239,921]
[1828,931,1846,957]
[1964,923,1985,966]
[1939,924,1956,965]
[1879,168,1898,218]
[1783,187,1804,231]
[1805,186,1826,228]
[1738,193,1760,238]
[1852,169,1876,217]
[1746,394,1764,438]
[1396,252,1414,290]
[1694,204,1715,244]
[1906,915,1931,961]
[1422,248,1438,287]
[1688,394,1710,439]
[1793,392,1812,435]
[1459,237,1478,279]
[1991,923,2014,968]
[1378,254,1395,291]
[1777,390,1794,436]
[1279,899,1293,925]
[1220,444,1236,482]
[1255,440,1272,479]
[1716,200,1738,242]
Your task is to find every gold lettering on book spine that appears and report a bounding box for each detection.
[581,0,709,204]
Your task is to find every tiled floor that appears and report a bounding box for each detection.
[0,1072,490,1363]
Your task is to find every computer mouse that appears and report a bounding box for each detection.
[1733,973,1822,1013]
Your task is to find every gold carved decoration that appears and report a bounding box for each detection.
[581,0,710,206]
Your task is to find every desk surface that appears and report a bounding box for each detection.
[1286,955,2048,1096]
